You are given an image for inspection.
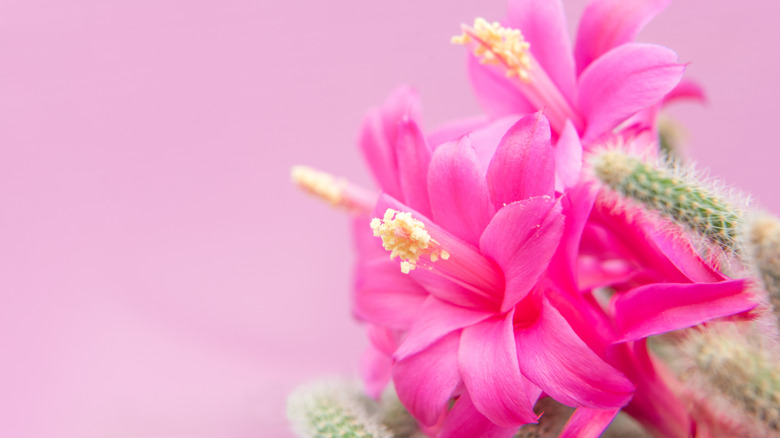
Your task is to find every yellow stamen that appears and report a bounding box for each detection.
[291,165,346,207]
[370,209,449,274]
[452,17,531,81]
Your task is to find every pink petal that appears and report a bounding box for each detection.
[578,43,685,143]
[393,331,462,426]
[395,117,433,217]
[353,258,428,330]
[664,78,707,105]
[612,280,756,343]
[547,183,597,293]
[358,87,421,198]
[361,341,393,399]
[553,120,583,192]
[438,392,521,438]
[506,0,577,103]
[574,0,671,74]
[515,297,634,409]
[467,55,534,118]
[459,311,541,426]
[487,113,555,208]
[480,197,564,312]
[559,408,619,438]
[394,295,491,361]
[467,115,523,172]
[428,136,495,246]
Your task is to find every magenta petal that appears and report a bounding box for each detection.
[393,331,462,426]
[559,408,619,438]
[353,258,428,330]
[395,117,433,217]
[459,311,541,426]
[574,0,671,74]
[467,55,534,118]
[428,136,495,246]
[613,280,756,343]
[664,78,707,105]
[480,197,564,312]
[438,392,521,438]
[487,113,555,208]
[394,295,491,361]
[578,43,685,142]
[506,0,576,103]
[515,298,634,409]
[553,120,582,191]
[361,341,393,399]
[358,87,421,198]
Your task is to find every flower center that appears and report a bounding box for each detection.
[452,18,532,81]
[453,18,583,134]
[370,209,450,274]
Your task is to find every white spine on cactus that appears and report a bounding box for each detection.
[287,380,392,438]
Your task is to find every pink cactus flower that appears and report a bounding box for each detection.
[351,88,635,436]
[454,0,687,144]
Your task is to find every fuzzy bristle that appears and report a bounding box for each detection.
[746,213,780,321]
[287,380,392,438]
[591,149,745,254]
[513,398,573,438]
[679,325,780,436]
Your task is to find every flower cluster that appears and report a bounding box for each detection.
[290,0,780,437]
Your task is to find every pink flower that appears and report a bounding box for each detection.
[454,0,686,143]
[352,89,634,436]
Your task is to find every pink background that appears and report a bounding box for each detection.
[1,1,778,437]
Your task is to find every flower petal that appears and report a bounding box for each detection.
[459,311,541,426]
[515,297,634,409]
[428,136,495,246]
[612,280,756,343]
[438,392,521,438]
[467,55,534,118]
[393,331,462,426]
[506,0,576,103]
[358,87,421,198]
[361,339,393,399]
[487,113,555,208]
[394,295,491,361]
[480,197,564,312]
[574,0,671,74]
[559,408,619,438]
[578,43,685,143]
[553,120,583,192]
[395,117,433,217]
[426,115,489,149]
[353,258,428,330]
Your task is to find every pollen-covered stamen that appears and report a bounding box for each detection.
[370,209,449,274]
[452,17,532,81]
[453,18,583,134]
[291,165,375,214]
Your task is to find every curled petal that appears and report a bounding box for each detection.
[559,408,620,438]
[578,43,685,143]
[574,0,671,74]
[395,117,433,217]
[394,331,462,426]
[438,392,521,438]
[467,55,533,118]
[487,112,555,208]
[429,136,495,246]
[480,197,564,312]
[514,298,634,409]
[459,311,541,426]
[613,280,756,343]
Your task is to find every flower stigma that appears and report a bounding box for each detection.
[291,165,375,213]
[452,17,531,81]
[370,209,450,274]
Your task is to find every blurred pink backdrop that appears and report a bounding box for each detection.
[1,1,778,437]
